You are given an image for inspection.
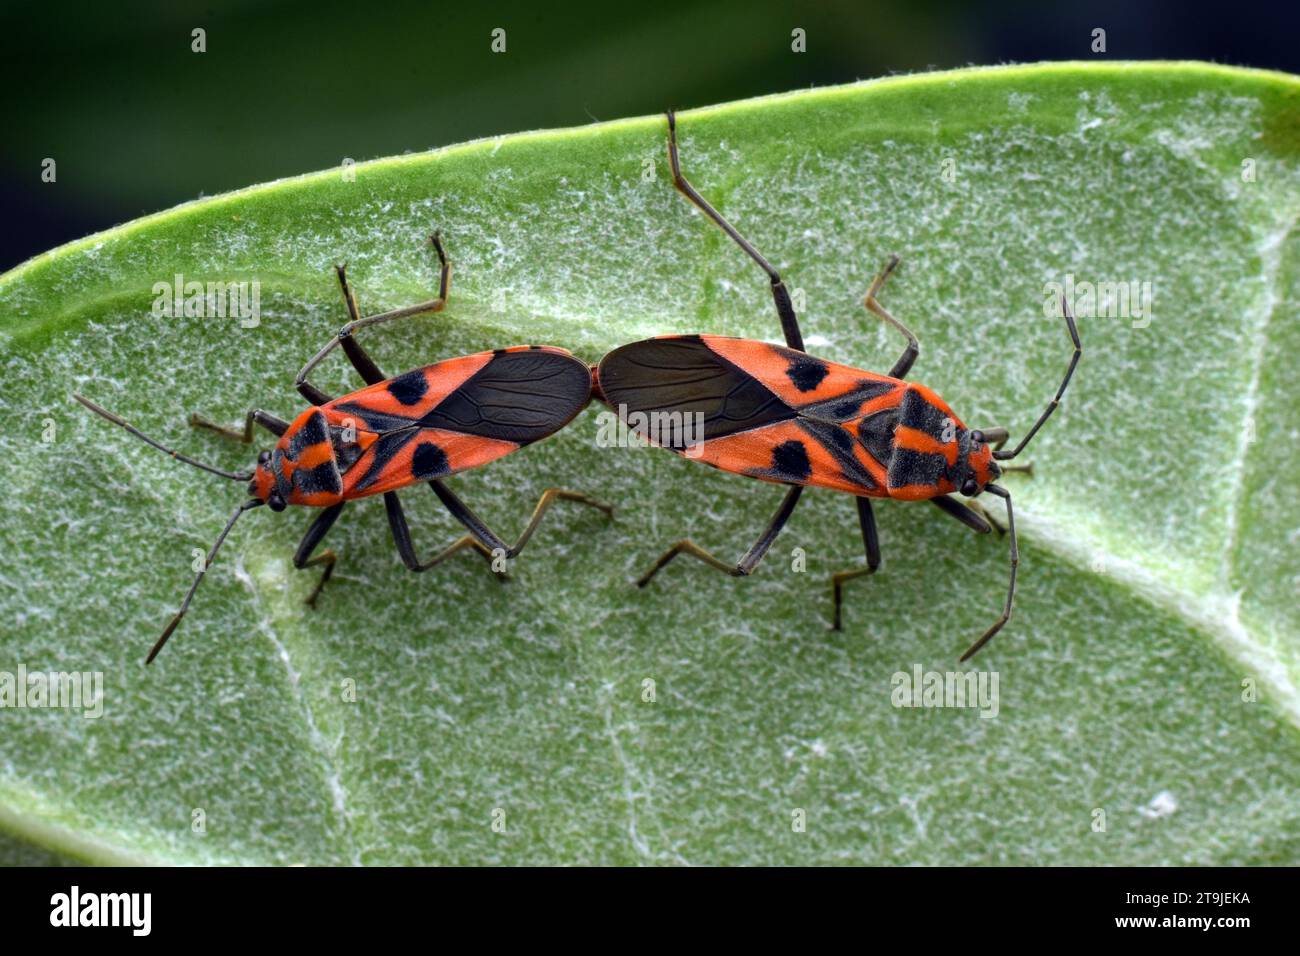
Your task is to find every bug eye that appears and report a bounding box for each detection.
[258,450,272,466]
[961,477,979,497]
[267,493,286,512]
[969,430,985,445]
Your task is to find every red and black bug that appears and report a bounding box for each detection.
[76,233,611,664]
[595,113,1080,661]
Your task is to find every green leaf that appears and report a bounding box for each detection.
[2,61,1299,865]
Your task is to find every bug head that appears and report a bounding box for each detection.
[248,449,287,512]
[958,430,1002,497]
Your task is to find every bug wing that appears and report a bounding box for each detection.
[414,347,594,443]
[596,336,796,449]
[326,347,593,498]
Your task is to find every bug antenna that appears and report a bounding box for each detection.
[992,296,1081,461]
[146,498,263,665]
[74,394,254,482]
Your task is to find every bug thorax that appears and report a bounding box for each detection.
[250,408,371,510]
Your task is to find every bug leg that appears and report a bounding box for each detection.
[959,484,1018,662]
[296,233,452,402]
[831,496,881,630]
[666,111,805,352]
[428,481,509,556]
[293,502,346,606]
[504,488,614,559]
[430,481,613,566]
[967,499,1007,535]
[190,408,289,441]
[637,485,802,585]
[862,256,920,379]
[297,381,334,407]
[384,491,500,575]
[930,495,994,534]
[335,263,385,386]
[992,297,1082,461]
[933,494,1008,537]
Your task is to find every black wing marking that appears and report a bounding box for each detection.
[326,404,414,433]
[798,419,880,491]
[597,337,795,450]
[349,430,419,493]
[798,380,899,422]
[334,350,592,443]
[419,350,593,443]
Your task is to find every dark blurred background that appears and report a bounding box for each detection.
[4,0,1299,271]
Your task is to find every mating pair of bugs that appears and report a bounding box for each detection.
[78,112,1080,665]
